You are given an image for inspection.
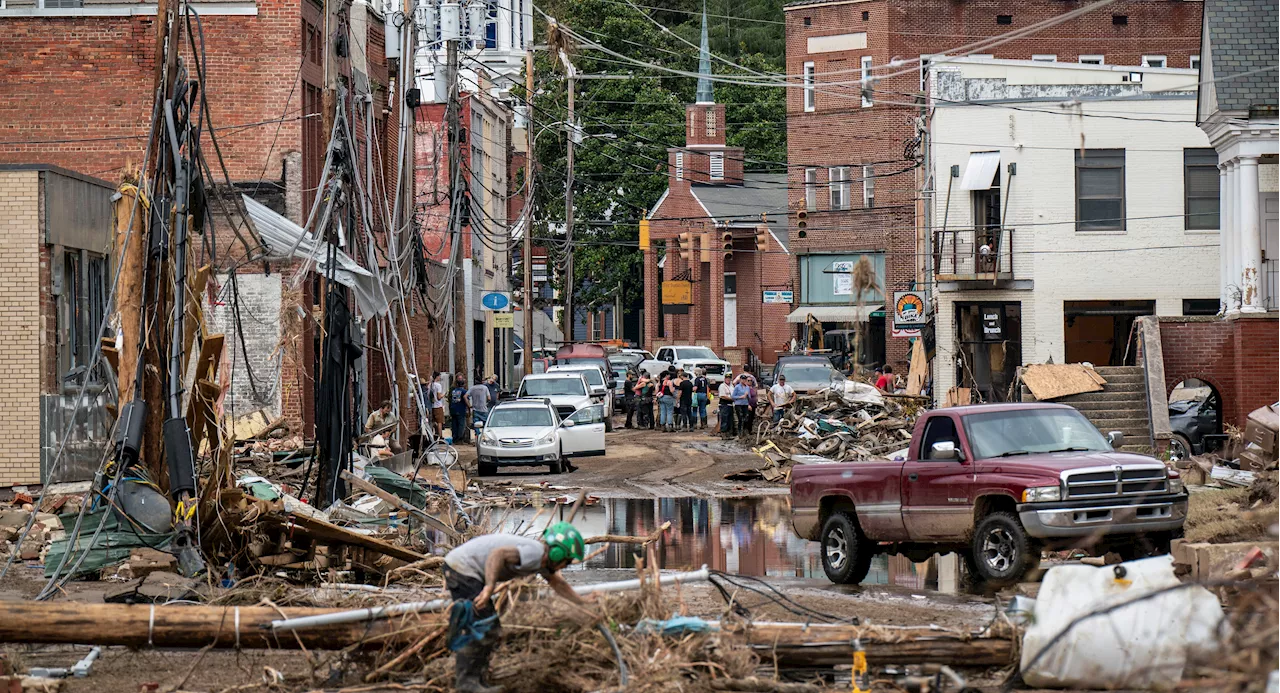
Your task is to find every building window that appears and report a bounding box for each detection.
[862,165,875,208]
[1079,55,1105,65]
[996,15,1012,25]
[829,166,850,210]
[1183,298,1219,316]
[710,151,724,181]
[1032,54,1057,62]
[860,56,873,107]
[804,168,818,211]
[803,16,810,26]
[1075,149,1126,231]
[1112,14,1128,25]
[803,62,815,112]
[675,152,684,181]
[688,109,695,133]
[1190,55,1201,70]
[705,107,716,137]
[861,10,869,20]
[41,0,84,7]
[724,272,737,296]
[1184,148,1220,230]
[1141,55,1166,68]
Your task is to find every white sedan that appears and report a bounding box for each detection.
[475,399,606,476]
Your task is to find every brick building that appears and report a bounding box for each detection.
[784,0,1204,371]
[0,0,448,465]
[643,12,792,366]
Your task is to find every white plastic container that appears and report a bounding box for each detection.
[1021,555,1226,690]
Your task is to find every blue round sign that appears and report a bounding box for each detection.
[481,292,511,310]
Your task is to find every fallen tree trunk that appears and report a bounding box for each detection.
[0,602,445,650]
[732,623,1013,667]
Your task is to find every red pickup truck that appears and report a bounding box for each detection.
[790,403,1187,587]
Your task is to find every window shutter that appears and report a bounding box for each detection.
[710,152,724,180]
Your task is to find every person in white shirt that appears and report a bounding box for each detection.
[430,372,446,437]
[769,375,796,424]
[716,374,736,437]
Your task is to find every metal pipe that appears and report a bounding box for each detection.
[269,566,711,632]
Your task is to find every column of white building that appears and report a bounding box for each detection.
[1219,147,1271,314]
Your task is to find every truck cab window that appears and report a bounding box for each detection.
[920,417,960,459]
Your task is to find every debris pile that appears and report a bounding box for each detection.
[728,382,926,482]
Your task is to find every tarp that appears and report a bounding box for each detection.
[785,305,879,323]
[44,511,171,578]
[242,195,392,318]
[960,151,1001,190]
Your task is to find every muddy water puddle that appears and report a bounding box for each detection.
[493,495,956,591]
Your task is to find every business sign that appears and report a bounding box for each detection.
[762,290,794,304]
[983,309,1003,339]
[661,280,693,305]
[892,325,922,339]
[481,292,511,311]
[893,290,928,329]
[493,312,514,329]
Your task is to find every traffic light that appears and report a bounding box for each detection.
[755,224,769,251]
[721,230,734,261]
[796,209,808,238]
[678,232,692,261]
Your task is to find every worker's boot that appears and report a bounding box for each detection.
[454,644,503,693]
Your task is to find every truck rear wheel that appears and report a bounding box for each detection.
[969,511,1037,588]
[820,512,873,585]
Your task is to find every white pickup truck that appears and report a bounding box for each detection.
[640,345,732,384]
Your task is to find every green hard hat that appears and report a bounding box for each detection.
[543,521,586,565]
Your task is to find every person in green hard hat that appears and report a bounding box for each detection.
[442,522,592,693]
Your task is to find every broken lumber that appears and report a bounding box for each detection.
[340,469,460,540]
[0,602,444,650]
[730,622,1013,667]
[261,510,427,564]
[586,521,671,546]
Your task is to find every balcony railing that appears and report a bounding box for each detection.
[934,226,1015,283]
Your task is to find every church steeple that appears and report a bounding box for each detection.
[695,2,714,104]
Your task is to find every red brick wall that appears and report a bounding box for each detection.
[785,0,1203,372]
[1157,316,1279,429]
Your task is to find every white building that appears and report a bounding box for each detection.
[927,58,1224,403]
[1196,0,1279,315]
[412,0,533,102]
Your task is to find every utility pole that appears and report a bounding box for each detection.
[561,57,575,340]
[523,49,535,374]
[444,5,461,379]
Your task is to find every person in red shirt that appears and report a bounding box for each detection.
[875,365,895,392]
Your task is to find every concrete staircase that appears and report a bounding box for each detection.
[1022,365,1152,452]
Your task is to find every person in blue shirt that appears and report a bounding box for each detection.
[731,375,751,439]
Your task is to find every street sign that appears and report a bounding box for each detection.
[481,292,511,311]
[762,290,793,304]
[661,280,693,305]
[493,312,514,329]
[893,290,928,329]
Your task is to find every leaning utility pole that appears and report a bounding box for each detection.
[523,49,535,374]
[561,57,576,340]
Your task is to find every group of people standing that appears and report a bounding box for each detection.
[416,371,499,445]
[616,367,795,439]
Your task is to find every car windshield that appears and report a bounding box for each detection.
[519,377,585,397]
[675,347,718,360]
[487,408,554,428]
[610,353,643,367]
[963,408,1111,459]
[779,364,842,386]
[557,368,604,387]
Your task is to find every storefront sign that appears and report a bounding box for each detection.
[983,309,1003,339]
[762,290,793,304]
[893,290,928,329]
[661,280,693,305]
[493,312,514,329]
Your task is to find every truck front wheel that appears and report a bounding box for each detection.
[820,512,873,584]
[969,511,1038,587]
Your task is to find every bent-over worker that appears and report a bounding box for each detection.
[443,522,591,693]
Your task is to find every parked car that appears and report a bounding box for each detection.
[547,364,615,430]
[515,372,594,420]
[1167,386,1221,461]
[771,355,844,393]
[609,352,646,370]
[639,345,731,383]
[474,398,606,476]
[789,403,1187,588]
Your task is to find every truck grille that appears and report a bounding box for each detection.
[702,364,724,375]
[1063,466,1168,499]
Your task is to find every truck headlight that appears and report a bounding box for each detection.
[1022,485,1061,503]
[1167,471,1184,494]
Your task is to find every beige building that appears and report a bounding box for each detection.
[0,165,114,487]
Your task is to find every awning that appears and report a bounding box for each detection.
[959,151,1001,191]
[785,305,881,323]
[242,195,392,318]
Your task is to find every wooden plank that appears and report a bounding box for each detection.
[340,469,460,540]
[100,338,119,374]
[1021,364,1107,401]
[263,511,428,564]
[181,264,212,366]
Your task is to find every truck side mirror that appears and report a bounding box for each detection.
[931,441,960,460]
[1107,431,1125,449]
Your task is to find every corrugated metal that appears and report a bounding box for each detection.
[959,151,1001,191]
[242,195,392,317]
[43,171,113,251]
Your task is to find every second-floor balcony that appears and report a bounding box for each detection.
[934,226,1015,285]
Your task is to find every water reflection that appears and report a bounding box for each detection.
[494,496,944,589]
